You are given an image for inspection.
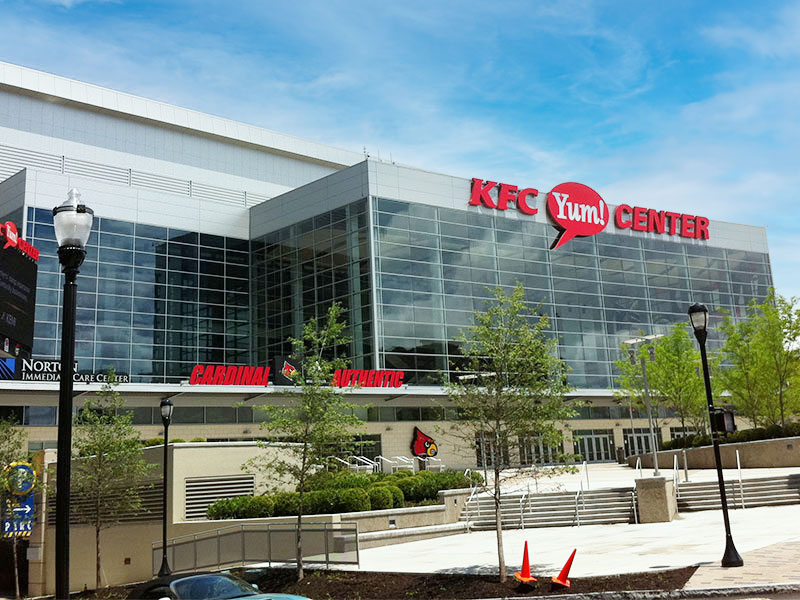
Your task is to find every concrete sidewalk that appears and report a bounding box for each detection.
[357,503,800,588]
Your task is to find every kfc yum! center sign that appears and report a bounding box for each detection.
[469,178,709,249]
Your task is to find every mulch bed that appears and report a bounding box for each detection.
[233,566,698,599]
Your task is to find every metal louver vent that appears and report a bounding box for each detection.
[184,474,255,520]
[47,480,163,525]
[0,142,272,209]
[191,182,247,206]
[64,157,130,185]
[131,170,191,196]
[0,144,61,178]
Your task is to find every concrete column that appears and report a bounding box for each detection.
[635,477,676,523]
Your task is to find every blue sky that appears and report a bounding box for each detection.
[1,0,799,298]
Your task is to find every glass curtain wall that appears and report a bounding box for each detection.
[250,199,373,369]
[26,207,250,383]
[373,197,772,388]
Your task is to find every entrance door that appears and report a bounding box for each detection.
[573,429,614,463]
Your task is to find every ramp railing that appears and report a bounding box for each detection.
[152,522,359,575]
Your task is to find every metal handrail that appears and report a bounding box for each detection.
[518,491,528,530]
[682,449,690,482]
[672,455,679,513]
[736,449,745,509]
[635,457,643,479]
[581,460,589,490]
[151,521,360,574]
[574,491,581,527]
[631,490,639,524]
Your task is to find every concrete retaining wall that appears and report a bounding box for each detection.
[628,436,800,470]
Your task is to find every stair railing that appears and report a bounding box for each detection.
[682,449,690,482]
[672,455,680,514]
[736,449,746,509]
[635,457,643,479]
[631,490,639,524]
[574,491,581,527]
[518,490,528,530]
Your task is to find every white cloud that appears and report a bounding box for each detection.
[703,1,800,58]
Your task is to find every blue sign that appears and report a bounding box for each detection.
[3,493,34,538]
[2,462,36,538]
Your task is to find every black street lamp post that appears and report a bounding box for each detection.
[158,397,174,577]
[54,189,94,600]
[688,302,743,568]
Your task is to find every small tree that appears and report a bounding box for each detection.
[0,418,27,599]
[647,323,707,435]
[246,302,363,582]
[71,369,155,591]
[613,340,668,444]
[719,308,774,428]
[446,285,575,583]
[751,291,800,427]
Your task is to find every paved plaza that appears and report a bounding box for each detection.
[357,464,800,590]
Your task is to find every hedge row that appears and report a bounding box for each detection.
[207,469,482,520]
[663,422,800,450]
[208,487,392,519]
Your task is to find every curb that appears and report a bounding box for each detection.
[496,581,800,600]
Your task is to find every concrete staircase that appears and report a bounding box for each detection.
[460,487,636,530]
[677,474,800,512]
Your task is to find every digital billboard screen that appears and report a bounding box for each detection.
[0,222,38,358]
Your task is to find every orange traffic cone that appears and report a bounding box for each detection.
[552,548,577,588]
[514,541,537,583]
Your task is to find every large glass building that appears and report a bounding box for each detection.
[0,61,772,467]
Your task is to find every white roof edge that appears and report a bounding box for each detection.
[0,61,364,168]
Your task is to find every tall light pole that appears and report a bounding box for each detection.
[688,303,743,568]
[53,189,93,600]
[158,397,174,577]
[623,335,662,476]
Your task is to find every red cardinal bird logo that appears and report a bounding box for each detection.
[281,361,297,379]
[411,427,438,457]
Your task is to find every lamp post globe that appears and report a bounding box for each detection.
[158,398,174,577]
[687,303,743,568]
[54,188,93,600]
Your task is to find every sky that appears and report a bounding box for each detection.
[0,0,798,298]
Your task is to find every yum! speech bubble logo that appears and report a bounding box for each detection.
[546,183,608,249]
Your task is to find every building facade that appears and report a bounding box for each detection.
[0,62,772,468]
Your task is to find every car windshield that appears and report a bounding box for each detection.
[171,575,259,600]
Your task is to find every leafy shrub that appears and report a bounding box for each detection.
[207,495,275,520]
[370,482,405,508]
[190,437,206,442]
[141,437,164,447]
[272,492,301,516]
[328,488,370,513]
[368,486,393,510]
[306,472,377,490]
[384,485,404,508]
[171,438,186,443]
[387,469,413,478]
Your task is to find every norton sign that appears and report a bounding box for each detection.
[469,178,710,249]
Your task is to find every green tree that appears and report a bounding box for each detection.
[613,341,667,440]
[446,285,575,583]
[246,302,363,582]
[0,418,27,599]
[647,324,707,434]
[71,369,155,592]
[751,290,800,427]
[715,290,800,429]
[718,312,768,427]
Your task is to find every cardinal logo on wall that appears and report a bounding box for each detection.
[281,361,297,379]
[411,427,438,457]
